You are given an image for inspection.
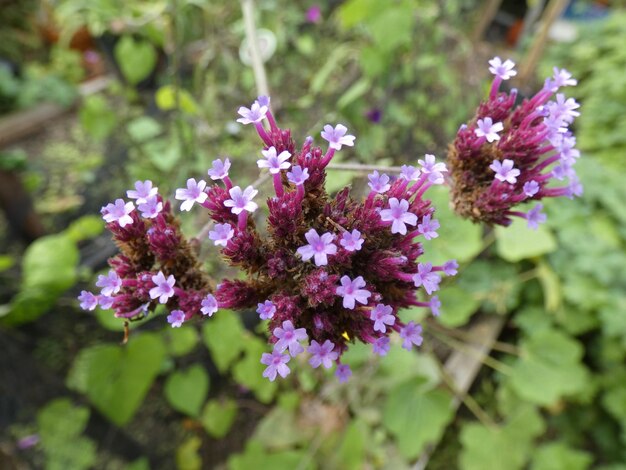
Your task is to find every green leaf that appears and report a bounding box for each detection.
[22,234,78,291]
[460,405,545,470]
[253,407,307,449]
[508,329,589,406]
[228,440,312,470]
[531,442,593,470]
[536,260,562,312]
[368,7,414,52]
[65,215,104,243]
[126,116,162,142]
[176,436,202,470]
[495,218,557,262]
[163,326,199,357]
[79,94,117,140]
[332,419,368,470]
[337,0,386,29]
[202,310,245,373]
[437,285,481,327]
[232,335,277,403]
[67,333,166,425]
[201,399,238,438]
[0,254,14,272]
[114,35,158,85]
[164,364,209,417]
[155,85,198,114]
[382,378,454,459]
[337,78,370,109]
[458,260,521,314]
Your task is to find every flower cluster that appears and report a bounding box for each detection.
[447,57,582,228]
[78,181,216,326]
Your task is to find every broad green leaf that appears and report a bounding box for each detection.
[368,6,414,52]
[202,310,245,373]
[65,215,104,243]
[228,440,312,470]
[337,0,387,28]
[332,419,368,470]
[164,364,209,417]
[176,436,202,470]
[201,399,238,438]
[67,333,166,425]
[126,116,162,142]
[508,329,589,406]
[437,285,481,327]
[79,95,117,140]
[495,219,557,262]
[531,442,593,470]
[22,234,78,291]
[382,378,454,459]
[458,260,521,314]
[232,335,277,403]
[155,85,198,114]
[114,35,158,85]
[163,326,199,357]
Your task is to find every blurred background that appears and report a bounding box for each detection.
[1,0,626,468]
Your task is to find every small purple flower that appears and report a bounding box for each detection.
[287,165,309,185]
[224,186,258,214]
[78,290,98,311]
[400,321,423,350]
[208,158,231,180]
[237,101,268,125]
[305,5,322,23]
[568,176,583,199]
[366,108,382,123]
[418,154,447,184]
[96,270,122,296]
[527,204,547,230]
[552,67,577,89]
[368,171,391,194]
[429,296,441,316]
[339,229,364,252]
[102,199,135,227]
[167,309,185,328]
[201,294,218,316]
[99,295,115,310]
[308,340,339,369]
[274,320,308,357]
[258,146,292,174]
[257,300,276,320]
[443,260,459,276]
[16,434,40,450]
[412,262,441,295]
[257,95,270,108]
[523,180,540,198]
[475,117,504,143]
[127,180,158,204]
[549,94,580,123]
[175,178,208,211]
[261,350,291,381]
[149,271,176,304]
[379,198,417,235]
[137,195,163,219]
[321,124,355,151]
[370,303,395,333]
[336,275,371,309]
[372,336,391,356]
[488,57,517,80]
[400,165,421,181]
[335,364,352,383]
[490,159,520,184]
[296,229,337,266]
[417,214,440,240]
[209,223,235,247]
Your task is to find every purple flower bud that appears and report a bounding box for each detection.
[335,364,352,382]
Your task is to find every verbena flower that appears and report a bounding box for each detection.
[175,178,208,211]
[448,57,581,228]
[261,351,291,381]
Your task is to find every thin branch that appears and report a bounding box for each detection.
[241,0,269,97]
[326,162,403,173]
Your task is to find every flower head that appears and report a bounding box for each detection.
[167,310,185,328]
[224,186,258,214]
[380,198,417,235]
[258,147,292,174]
[475,117,504,143]
[296,229,337,266]
[127,180,158,204]
[321,124,355,151]
[308,340,339,369]
[305,5,322,23]
[339,229,364,252]
[208,158,231,180]
[175,178,208,211]
[102,199,135,227]
[336,275,371,309]
[149,271,176,304]
[209,223,235,247]
[257,300,276,320]
[261,351,291,381]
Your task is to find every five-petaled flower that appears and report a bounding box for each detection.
[335,364,352,383]
[475,117,504,143]
[237,101,268,125]
[257,300,277,320]
[308,340,339,369]
[339,229,364,252]
[296,229,337,266]
[373,336,391,356]
[261,350,291,381]
[380,198,417,235]
[78,291,98,311]
[96,271,122,297]
[102,199,135,227]
[127,180,158,204]
[209,223,235,247]
[137,196,163,219]
[273,320,308,357]
[201,294,218,316]
[224,186,258,214]
[336,275,371,309]
[490,159,521,184]
[368,171,391,194]
[526,204,547,230]
[400,321,423,350]
[258,146,292,174]
[287,165,309,185]
[167,310,185,328]
[417,214,440,240]
[321,124,355,151]
[149,271,176,304]
[208,158,231,180]
[488,57,517,80]
[370,303,395,333]
[175,178,208,211]
[412,262,441,295]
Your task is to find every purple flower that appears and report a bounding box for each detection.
[237,101,268,125]
[201,294,218,316]
[78,290,98,311]
[224,186,258,214]
[549,94,580,123]
[368,171,391,194]
[412,262,441,295]
[443,260,459,276]
[400,165,421,181]
[137,195,163,219]
[261,350,291,381]
[418,154,448,184]
[167,309,185,328]
[175,178,208,211]
[417,214,440,240]
[335,364,352,383]
[99,295,115,310]
[96,270,122,296]
[287,165,309,185]
[305,5,322,23]
[475,117,504,143]
[102,199,135,227]
[209,223,235,247]
[274,320,308,357]
[488,57,517,80]
[127,180,158,204]
[490,159,520,184]
[430,296,442,316]
[208,158,231,180]
[552,67,577,89]
[372,336,391,356]
[400,321,423,350]
[16,434,40,450]
[370,303,395,333]
[321,124,355,151]
[379,198,417,235]
[149,271,176,304]
[296,229,337,266]
[258,146,292,174]
[523,180,539,198]
[527,204,547,230]
[336,275,371,309]
[257,300,276,320]
[339,229,364,252]
[308,340,339,369]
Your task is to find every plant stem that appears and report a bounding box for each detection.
[241,0,269,97]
